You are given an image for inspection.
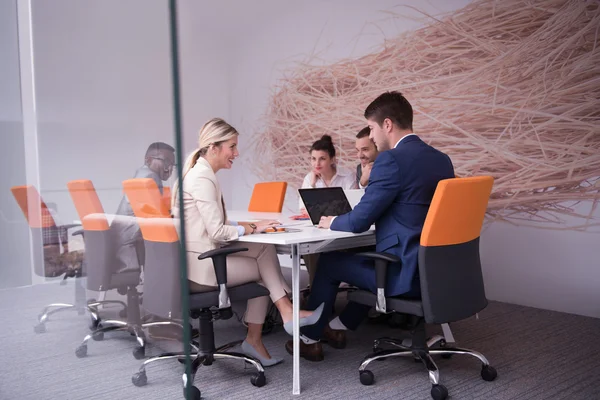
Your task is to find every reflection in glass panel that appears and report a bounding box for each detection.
[0,1,188,398]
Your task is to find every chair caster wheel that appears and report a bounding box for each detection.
[133,346,145,360]
[481,365,497,381]
[431,384,448,400]
[89,318,101,331]
[251,372,266,387]
[92,332,104,341]
[132,371,147,387]
[359,370,375,386]
[75,345,88,358]
[183,386,201,400]
[119,309,127,318]
[34,323,46,334]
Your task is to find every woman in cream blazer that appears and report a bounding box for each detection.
[173,118,322,366]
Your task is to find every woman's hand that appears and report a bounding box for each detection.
[254,219,281,233]
[310,171,320,187]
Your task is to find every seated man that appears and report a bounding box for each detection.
[286,91,455,361]
[113,142,175,271]
[355,126,378,188]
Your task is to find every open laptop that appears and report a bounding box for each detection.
[298,187,353,226]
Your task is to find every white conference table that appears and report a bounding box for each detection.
[227,210,376,395]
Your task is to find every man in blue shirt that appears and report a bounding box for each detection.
[286,91,455,361]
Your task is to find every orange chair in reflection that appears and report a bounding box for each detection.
[247,182,287,212]
[67,179,153,359]
[162,186,172,214]
[10,185,88,333]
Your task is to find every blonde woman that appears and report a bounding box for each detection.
[172,118,323,367]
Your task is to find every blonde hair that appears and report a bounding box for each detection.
[171,118,239,210]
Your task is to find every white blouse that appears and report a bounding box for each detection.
[298,166,358,210]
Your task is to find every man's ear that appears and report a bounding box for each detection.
[384,118,393,133]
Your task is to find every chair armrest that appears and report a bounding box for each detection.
[197,247,248,260]
[72,229,84,237]
[355,252,400,263]
[61,223,82,230]
[197,247,249,312]
[356,251,401,314]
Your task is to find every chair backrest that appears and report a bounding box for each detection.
[418,176,494,324]
[162,186,172,214]
[67,180,114,290]
[10,185,52,277]
[11,185,52,228]
[123,178,182,319]
[122,178,171,218]
[248,182,287,212]
[66,180,109,231]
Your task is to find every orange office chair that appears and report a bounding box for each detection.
[247,182,287,212]
[67,179,149,359]
[124,178,269,398]
[161,186,172,214]
[350,176,497,400]
[10,185,87,333]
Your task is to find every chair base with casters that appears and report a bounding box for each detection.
[355,312,497,400]
[131,283,269,400]
[76,279,152,359]
[349,241,497,400]
[34,267,121,334]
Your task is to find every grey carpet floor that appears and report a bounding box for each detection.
[0,272,599,400]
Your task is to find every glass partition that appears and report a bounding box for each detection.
[0,0,192,398]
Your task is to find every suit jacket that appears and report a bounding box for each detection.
[172,157,239,286]
[331,135,455,295]
[114,165,163,245]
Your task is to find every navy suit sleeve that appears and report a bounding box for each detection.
[331,151,401,233]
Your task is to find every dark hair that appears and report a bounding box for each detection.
[145,142,175,158]
[356,126,370,139]
[310,134,335,158]
[364,91,413,131]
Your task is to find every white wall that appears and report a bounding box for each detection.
[27,0,231,224]
[223,0,600,318]
[481,203,600,318]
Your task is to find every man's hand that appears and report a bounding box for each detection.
[318,216,334,229]
[360,162,374,187]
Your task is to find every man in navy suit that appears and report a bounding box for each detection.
[286,91,455,361]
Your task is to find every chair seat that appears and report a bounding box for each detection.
[348,290,424,317]
[109,270,141,288]
[189,283,270,310]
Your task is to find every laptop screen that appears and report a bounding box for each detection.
[298,187,353,225]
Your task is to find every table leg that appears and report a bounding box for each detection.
[291,243,301,395]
